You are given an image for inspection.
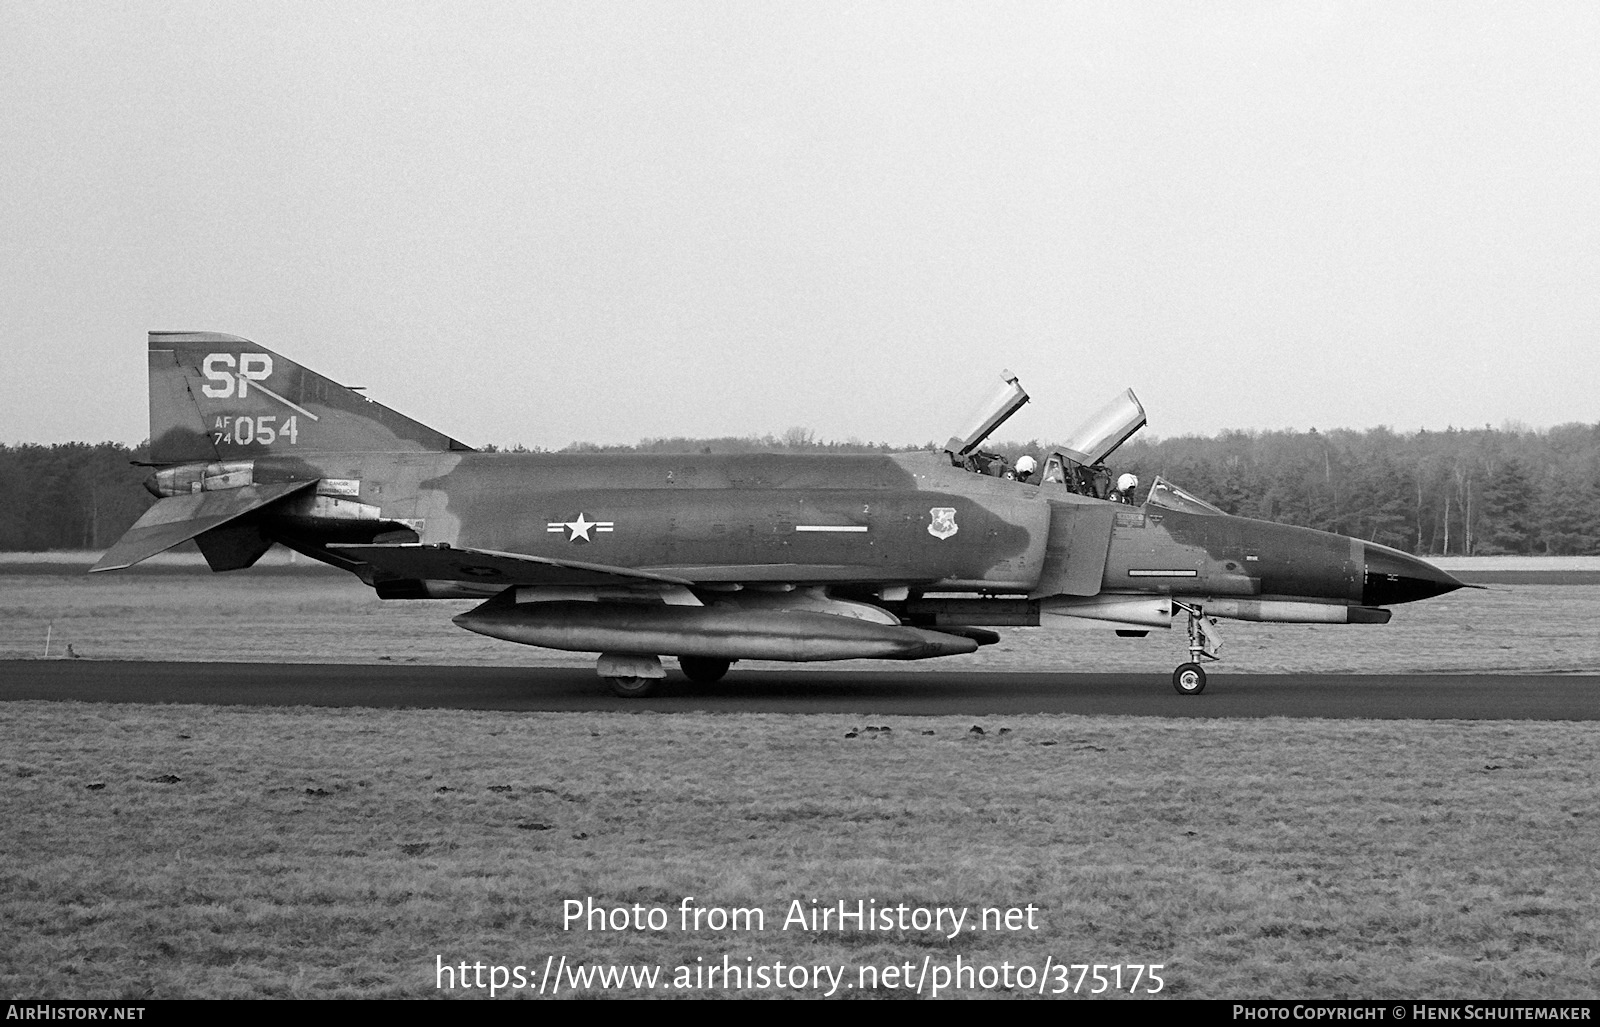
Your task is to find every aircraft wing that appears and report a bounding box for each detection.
[328,542,698,588]
[90,480,319,572]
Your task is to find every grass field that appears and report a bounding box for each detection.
[1,564,1598,1000]
[2,703,1596,999]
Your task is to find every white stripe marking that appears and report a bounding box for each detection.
[795,525,869,533]
[242,376,321,421]
[1129,569,1198,577]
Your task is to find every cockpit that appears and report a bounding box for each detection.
[945,373,1149,503]
[1143,476,1226,515]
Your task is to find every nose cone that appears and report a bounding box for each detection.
[1362,544,1466,605]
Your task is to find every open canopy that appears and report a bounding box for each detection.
[945,371,1029,461]
[1057,389,1146,466]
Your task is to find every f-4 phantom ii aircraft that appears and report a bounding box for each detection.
[95,331,1466,696]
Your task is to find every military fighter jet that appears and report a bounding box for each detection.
[95,332,1465,695]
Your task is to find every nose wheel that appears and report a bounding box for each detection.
[1171,601,1222,695]
[1173,663,1207,695]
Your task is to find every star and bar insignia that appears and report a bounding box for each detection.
[547,513,615,543]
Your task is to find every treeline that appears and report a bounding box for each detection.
[1109,424,1600,556]
[0,443,155,552]
[7,423,1600,555]
[483,426,911,455]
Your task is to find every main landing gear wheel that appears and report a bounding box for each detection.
[679,657,732,684]
[1172,663,1207,695]
[605,676,660,698]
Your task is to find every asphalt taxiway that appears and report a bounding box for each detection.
[1,661,1595,719]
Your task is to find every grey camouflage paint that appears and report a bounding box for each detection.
[104,332,1462,635]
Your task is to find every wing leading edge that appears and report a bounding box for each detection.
[327,542,698,588]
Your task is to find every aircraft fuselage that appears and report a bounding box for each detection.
[166,449,1456,616]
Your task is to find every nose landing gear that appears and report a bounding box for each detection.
[1171,601,1222,695]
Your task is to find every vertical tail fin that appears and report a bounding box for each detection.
[147,331,473,464]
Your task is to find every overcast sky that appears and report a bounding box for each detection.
[4,2,1598,450]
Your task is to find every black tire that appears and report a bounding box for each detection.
[1172,663,1207,695]
[679,656,732,684]
[605,676,660,698]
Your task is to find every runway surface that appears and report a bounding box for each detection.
[2,660,1596,718]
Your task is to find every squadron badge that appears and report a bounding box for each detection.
[927,507,958,541]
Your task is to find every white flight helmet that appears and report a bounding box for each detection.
[1116,473,1139,492]
[1015,455,1037,475]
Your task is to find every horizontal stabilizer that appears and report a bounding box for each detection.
[90,481,317,572]
[328,542,697,588]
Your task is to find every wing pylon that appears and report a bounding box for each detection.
[327,542,699,588]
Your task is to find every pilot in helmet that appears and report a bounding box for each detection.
[1110,472,1139,504]
[1014,454,1037,483]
